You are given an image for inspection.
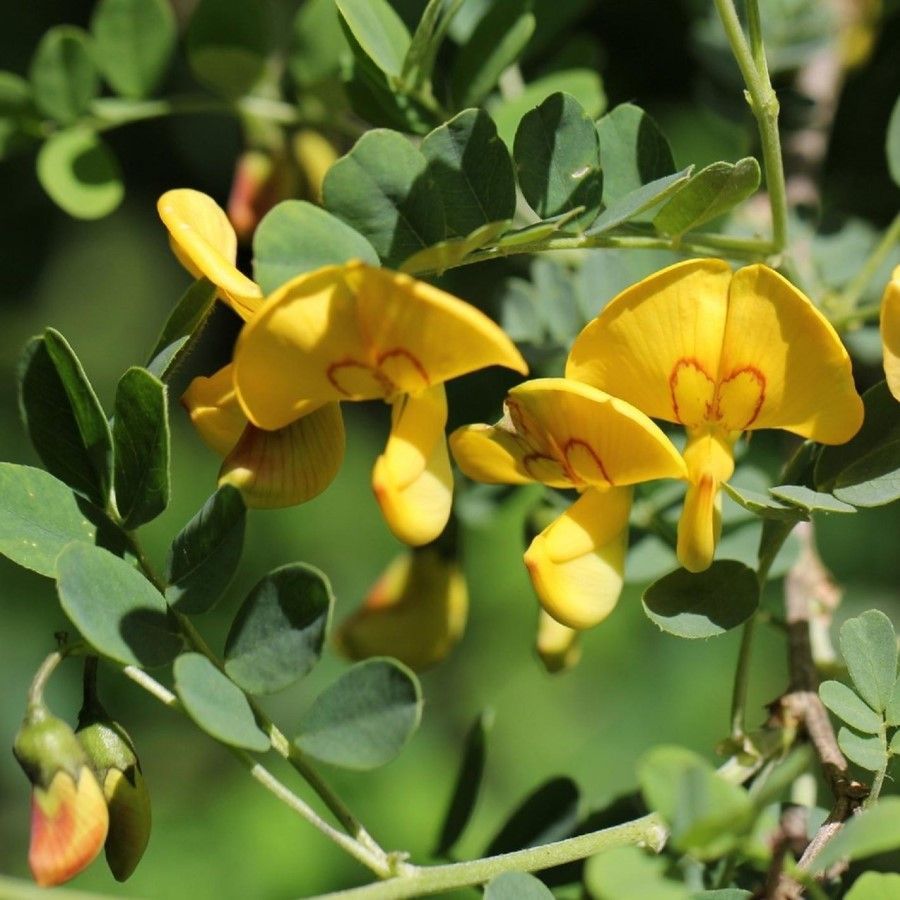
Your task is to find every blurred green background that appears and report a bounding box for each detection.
[1,1,899,897]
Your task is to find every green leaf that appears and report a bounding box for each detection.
[642,561,759,639]
[322,129,445,267]
[90,0,176,99]
[186,0,267,97]
[595,104,676,204]
[769,484,855,515]
[887,677,900,727]
[435,709,493,857]
[166,487,246,614]
[224,564,333,695]
[637,745,754,858]
[173,653,270,752]
[401,0,464,87]
[0,72,39,160]
[421,109,516,237]
[819,681,883,733]
[29,26,99,124]
[585,168,693,237]
[495,208,584,249]
[887,94,900,189]
[147,278,218,379]
[839,724,888,771]
[0,464,96,577]
[720,481,798,521]
[715,522,800,581]
[840,610,898,712]
[484,872,553,900]
[514,92,603,230]
[399,219,509,275]
[846,872,900,900]
[289,0,349,88]
[18,330,113,507]
[491,69,606,148]
[816,383,900,493]
[56,542,181,667]
[294,659,422,770]
[585,846,690,900]
[834,439,900,508]
[814,798,900,870]
[485,778,579,855]
[335,0,411,79]
[653,158,761,237]
[890,731,900,755]
[450,0,535,109]
[252,201,379,295]
[36,126,124,220]
[113,367,170,529]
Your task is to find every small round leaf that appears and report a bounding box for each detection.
[30,26,99,124]
[37,127,124,219]
[642,561,759,639]
[294,658,422,770]
[174,653,270,752]
[224,564,333,695]
[484,873,553,900]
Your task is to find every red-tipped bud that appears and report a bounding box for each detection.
[14,709,109,886]
[227,149,296,241]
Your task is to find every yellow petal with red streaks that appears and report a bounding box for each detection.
[372,385,453,546]
[449,423,557,486]
[524,487,631,629]
[158,189,262,320]
[719,265,863,442]
[182,364,248,457]
[567,259,732,425]
[334,548,468,671]
[882,266,900,401]
[29,767,108,887]
[219,403,345,508]
[234,262,527,431]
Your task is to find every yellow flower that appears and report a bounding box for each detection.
[158,189,345,508]
[881,265,900,401]
[334,546,468,671]
[450,378,686,629]
[567,259,864,572]
[536,610,581,673]
[233,262,528,545]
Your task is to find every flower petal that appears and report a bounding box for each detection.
[372,385,453,546]
[219,403,345,508]
[234,262,527,431]
[524,487,631,629]
[158,189,262,319]
[449,423,553,486]
[567,259,732,425]
[30,767,108,887]
[334,548,468,671]
[882,266,900,401]
[536,610,582,673]
[719,265,863,442]
[182,364,248,456]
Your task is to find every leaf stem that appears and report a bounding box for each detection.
[713,0,789,253]
[119,665,393,877]
[836,210,900,315]
[27,650,65,710]
[312,815,667,900]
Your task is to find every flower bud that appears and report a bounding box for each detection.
[13,707,109,887]
[292,129,338,203]
[77,712,151,882]
[227,149,296,241]
[334,546,468,671]
[535,610,582,674]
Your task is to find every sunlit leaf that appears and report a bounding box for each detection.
[839,610,898,712]
[586,168,693,237]
[335,0,411,79]
[819,681,882,734]
[814,798,900,870]
[769,484,855,515]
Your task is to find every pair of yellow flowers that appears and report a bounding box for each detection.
[159,189,872,639]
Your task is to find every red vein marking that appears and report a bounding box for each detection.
[668,357,715,424]
[563,438,612,485]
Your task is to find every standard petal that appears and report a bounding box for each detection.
[536,610,582,673]
[234,262,527,431]
[882,266,900,401]
[567,259,732,426]
[158,189,262,320]
[219,403,345,508]
[524,487,632,630]
[30,767,108,887]
[334,548,468,671]
[181,364,248,457]
[372,385,453,546]
[719,265,863,442]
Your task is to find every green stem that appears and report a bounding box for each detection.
[836,210,900,313]
[864,725,890,808]
[313,815,667,900]
[713,0,789,253]
[119,666,392,877]
[27,650,65,710]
